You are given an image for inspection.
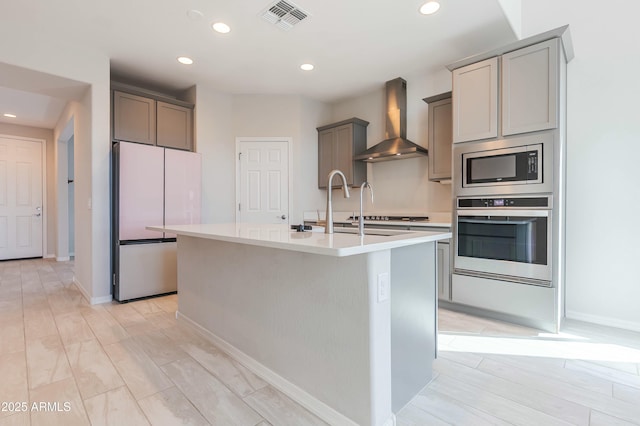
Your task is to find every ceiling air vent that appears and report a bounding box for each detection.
[261,0,309,31]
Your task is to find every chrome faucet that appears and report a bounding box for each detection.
[358,182,374,236]
[325,170,350,234]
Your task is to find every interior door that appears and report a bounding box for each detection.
[238,139,289,224]
[0,136,43,260]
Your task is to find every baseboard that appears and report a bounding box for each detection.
[91,294,113,305]
[73,278,113,305]
[56,256,70,262]
[176,311,364,426]
[566,310,640,333]
[44,254,55,259]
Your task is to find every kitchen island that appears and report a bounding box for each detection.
[147,223,451,426]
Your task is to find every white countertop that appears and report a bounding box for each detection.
[148,223,451,257]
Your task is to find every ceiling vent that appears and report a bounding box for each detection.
[261,0,309,31]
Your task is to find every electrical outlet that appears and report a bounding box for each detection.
[377,272,390,302]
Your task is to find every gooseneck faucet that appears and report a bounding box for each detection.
[325,170,350,234]
[358,182,374,237]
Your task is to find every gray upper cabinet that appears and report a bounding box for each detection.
[317,118,368,189]
[112,87,194,151]
[425,93,452,181]
[502,38,559,136]
[452,57,498,143]
[113,91,156,145]
[451,38,561,143]
[157,101,193,151]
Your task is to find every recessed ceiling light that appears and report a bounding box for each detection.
[300,63,314,71]
[177,56,193,65]
[212,22,231,34]
[420,1,440,15]
[3,113,16,118]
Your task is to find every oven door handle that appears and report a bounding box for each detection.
[456,209,550,218]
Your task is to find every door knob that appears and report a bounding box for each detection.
[34,213,41,217]
[280,215,287,220]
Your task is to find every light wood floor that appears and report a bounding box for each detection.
[1,258,639,425]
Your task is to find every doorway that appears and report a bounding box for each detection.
[236,137,291,224]
[56,116,74,261]
[0,135,45,260]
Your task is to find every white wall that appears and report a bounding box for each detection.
[231,95,330,224]
[191,90,330,225]
[1,28,111,302]
[521,1,640,331]
[188,86,236,223]
[328,69,453,214]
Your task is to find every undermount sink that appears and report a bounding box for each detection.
[333,227,411,237]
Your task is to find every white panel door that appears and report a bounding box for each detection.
[238,140,289,224]
[0,136,43,260]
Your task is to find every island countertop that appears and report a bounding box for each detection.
[147,223,451,257]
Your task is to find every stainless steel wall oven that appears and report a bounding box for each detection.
[454,196,552,286]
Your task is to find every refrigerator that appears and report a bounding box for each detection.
[111,141,201,302]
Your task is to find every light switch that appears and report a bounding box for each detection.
[377,272,390,302]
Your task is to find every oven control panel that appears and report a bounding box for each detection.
[458,197,550,208]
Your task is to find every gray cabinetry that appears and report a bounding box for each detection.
[437,241,451,301]
[408,226,451,301]
[113,91,156,145]
[112,87,194,151]
[502,38,559,136]
[424,93,452,181]
[451,38,561,143]
[317,118,368,188]
[452,57,498,143]
[157,101,193,150]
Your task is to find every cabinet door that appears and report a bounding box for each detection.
[452,57,498,143]
[113,91,156,145]
[317,128,334,189]
[333,124,354,187]
[157,101,193,151]
[437,241,451,301]
[502,39,558,136]
[428,97,452,181]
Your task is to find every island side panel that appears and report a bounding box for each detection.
[390,242,437,412]
[175,235,393,426]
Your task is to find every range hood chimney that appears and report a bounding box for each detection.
[354,77,428,163]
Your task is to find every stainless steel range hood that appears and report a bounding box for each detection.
[354,77,428,163]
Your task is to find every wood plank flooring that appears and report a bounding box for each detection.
[397,309,640,425]
[1,258,639,425]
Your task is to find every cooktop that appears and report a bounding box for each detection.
[347,215,429,222]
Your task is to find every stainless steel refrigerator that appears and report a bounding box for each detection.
[111,141,201,301]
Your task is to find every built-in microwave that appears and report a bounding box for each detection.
[454,132,554,196]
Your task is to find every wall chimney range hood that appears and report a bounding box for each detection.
[354,77,428,163]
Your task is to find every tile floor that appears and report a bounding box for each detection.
[1,258,639,425]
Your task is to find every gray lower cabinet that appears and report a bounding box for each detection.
[437,241,451,301]
[113,91,156,145]
[424,93,452,181]
[157,101,193,150]
[317,118,368,188]
[407,226,451,301]
[451,38,560,142]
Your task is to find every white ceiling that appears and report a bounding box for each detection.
[0,0,517,129]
